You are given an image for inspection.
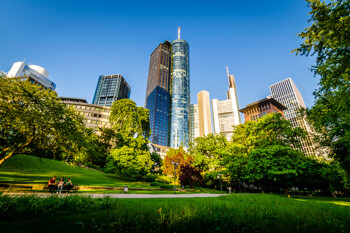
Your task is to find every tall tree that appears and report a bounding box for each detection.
[109,99,150,150]
[189,134,229,173]
[0,76,88,166]
[105,99,153,178]
[294,0,350,173]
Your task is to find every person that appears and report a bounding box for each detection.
[56,177,64,193]
[65,178,74,192]
[48,176,56,193]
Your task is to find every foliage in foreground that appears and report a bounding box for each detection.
[0,75,91,166]
[294,0,350,176]
[0,195,349,233]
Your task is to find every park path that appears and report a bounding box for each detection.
[3,193,226,198]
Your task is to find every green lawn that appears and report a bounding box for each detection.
[0,154,221,194]
[0,194,349,233]
[0,154,152,188]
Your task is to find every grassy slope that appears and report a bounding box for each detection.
[0,194,349,233]
[0,154,151,188]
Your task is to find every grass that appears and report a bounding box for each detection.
[0,154,153,188]
[0,154,220,194]
[0,194,349,233]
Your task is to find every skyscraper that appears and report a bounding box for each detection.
[269,78,315,155]
[92,74,131,107]
[197,90,212,137]
[212,68,241,141]
[7,61,56,90]
[169,28,190,148]
[190,104,199,142]
[145,41,172,146]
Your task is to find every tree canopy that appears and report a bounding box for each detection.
[0,75,89,166]
[294,0,350,174]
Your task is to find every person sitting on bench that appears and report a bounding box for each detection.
[56,177,64,193]
[48,176,56,193]
[65,178,74,192]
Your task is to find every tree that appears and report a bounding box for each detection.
[105,146,153,179]
[231,113,306,152]
[178,165,203,187]
[109,99,150,151]
[245,145,305,193]
[189,134,230,173]
[294,0,350,173]
[162,146,193,177]
[103,99,153,178]
[0,76,89,166]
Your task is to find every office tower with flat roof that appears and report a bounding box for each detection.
[7,61,56,90]
[92,74,131,107]
[190,104,199,142]
[145,41,172,146]
[197,90,212,137]
[212,68,241,141]
[239,97,287,122]
[169,28,190,148]
[61,97,111,134]
[269,78,315,155]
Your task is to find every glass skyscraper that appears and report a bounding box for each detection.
[169,37,190,148]
[145,41,172,146]
[270,78,316,155]
[93,74,131,107]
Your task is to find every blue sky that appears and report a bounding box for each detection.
[1,0,318,114]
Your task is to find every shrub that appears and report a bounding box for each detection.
[143,174,157,182]
[150,182,161,186]
[155,175,172,184]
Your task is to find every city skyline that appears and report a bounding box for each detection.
[1,0,318,122]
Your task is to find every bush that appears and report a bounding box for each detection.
[155,175,172,184]
[150,182,161,186]
[143,174,157,182]
[159,183,173,189]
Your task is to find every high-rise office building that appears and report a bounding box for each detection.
[269,78,315,155]
[92,74,131,107]
[212,68,241,141]
[197,90,212,137]
[145,41,172,146]
[169,28,190,148]
[7,61,56,90]
[239,97,287,122]
[190,104,199,142]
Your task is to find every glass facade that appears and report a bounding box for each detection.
[93,74,131,107]
[169,39,190,148]
[270,78,315,155]
[145,41,172,146]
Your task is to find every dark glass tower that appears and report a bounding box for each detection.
[169,33,190,148]
[92,74,131,107]
[145,41,172,146]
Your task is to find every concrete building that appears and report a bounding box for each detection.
[7,61,56,90]
[145,41,172,146]
[197,90,212,137]
[92,74,131,107]
[148,143,170,159]
[269,78,316,155]
[169,28,190,148]
[239,97,287,122]
[190,104,199,142]
[211,68,241,141]
[61,97,111,133]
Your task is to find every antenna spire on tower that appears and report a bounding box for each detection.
[226,66,230,79]
[178,27,180,39]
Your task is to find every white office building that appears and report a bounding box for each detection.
[212,70,241,141]
[7,61,56,90]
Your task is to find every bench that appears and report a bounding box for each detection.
[43,184,79,193]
